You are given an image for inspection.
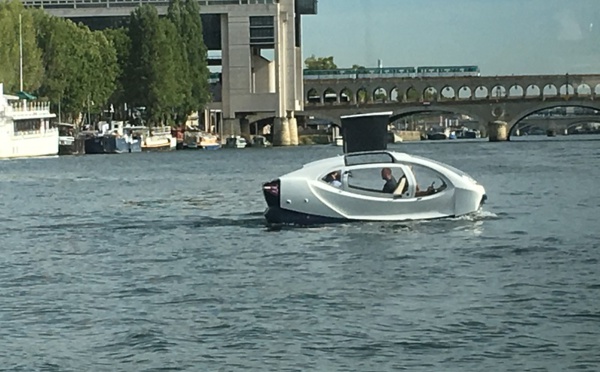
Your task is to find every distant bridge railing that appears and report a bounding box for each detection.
[21,0,275,9]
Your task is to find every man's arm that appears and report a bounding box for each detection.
[415,186,436,197]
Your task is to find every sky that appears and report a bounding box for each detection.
[301,0,600,76]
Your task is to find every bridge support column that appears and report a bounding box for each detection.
[273,116,291,146]
[488,120,508,142]
[240,117,251,141]
[288,111,298,146]
[222,118,241,139]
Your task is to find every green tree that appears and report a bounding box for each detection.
[156,17,188,125]
[35,14,79,116]
[103,27,131,115]
[36,14,117,122]
[167,0,210,125]
[182,0,210,112]
[125,5,188,126]
[86,29,118,116]
[0,1,44,93]
[304,55,337,70]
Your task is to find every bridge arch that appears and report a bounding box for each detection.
[373,87,388,103]
[543,84,558,98]
[356,87,368,104]
[389,106,486,130]
[508,84,524,98]
[406,87,419,102]
[559,84,575,96]
[423,87,437,101]
[474,86,488,99]
[306,88,320,103]
[323,88,337,103]
[491,85,506,98]
[525,84,541,98]
[576,84,592,96]
[340,88,353,103]
[247,114,278,137]
[440,86,456,101]
[458,86,472,100]
[507,100,600,138]
[567,120,600,133]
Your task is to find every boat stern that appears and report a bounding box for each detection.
[262,179,283,224]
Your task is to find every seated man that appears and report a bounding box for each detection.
[381,167,397,193]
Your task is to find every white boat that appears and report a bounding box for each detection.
[225,135,247,149]
[183,128,221,150]
[142,126,176,151]
[251,135,271,147]
[0,83,59,160]
[262,112,486,226]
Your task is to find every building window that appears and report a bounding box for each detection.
[250,16,274,47]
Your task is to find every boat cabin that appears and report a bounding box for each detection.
[317,151,449,200]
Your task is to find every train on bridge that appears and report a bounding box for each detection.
[208,65,480,84]
[303,65,481,80]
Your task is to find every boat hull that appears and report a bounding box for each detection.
[142,143,175,151]
[59,136,85,155]
[265,206,349,225]
[84,136,142,154]
[264,198,485,226]
[0,130,59,159]
[142,134,176,152]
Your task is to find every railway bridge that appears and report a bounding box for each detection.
[295,74,600,139]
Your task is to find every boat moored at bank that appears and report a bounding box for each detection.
[141,126,177,151]
[0,83,59,160]
[183,127,221,150]
[83,121,143,154]
[224,135,247,149]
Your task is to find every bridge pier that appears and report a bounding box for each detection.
[273,117,291,146]
[272,112,298,146]
[288,113,298,146]
[240,117,251,141]
[222,118,241,138]
[488,120,508,142]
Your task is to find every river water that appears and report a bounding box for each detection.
[1,136,599,371]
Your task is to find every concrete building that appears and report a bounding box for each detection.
[206,0,317,145]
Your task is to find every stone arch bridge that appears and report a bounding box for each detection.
[298,74,600,139]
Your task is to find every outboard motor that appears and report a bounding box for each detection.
[262,179,280,207]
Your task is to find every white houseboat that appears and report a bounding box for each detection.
[0,83,58,159]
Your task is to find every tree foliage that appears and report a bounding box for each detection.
[166,0,210,124]
[304,55,337,70]
[0,1,44,93]
[182,0,210,112]
[0,0,211,127]
[125,5,189,126]
[103,27,130,113]
[35,12,117,121]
